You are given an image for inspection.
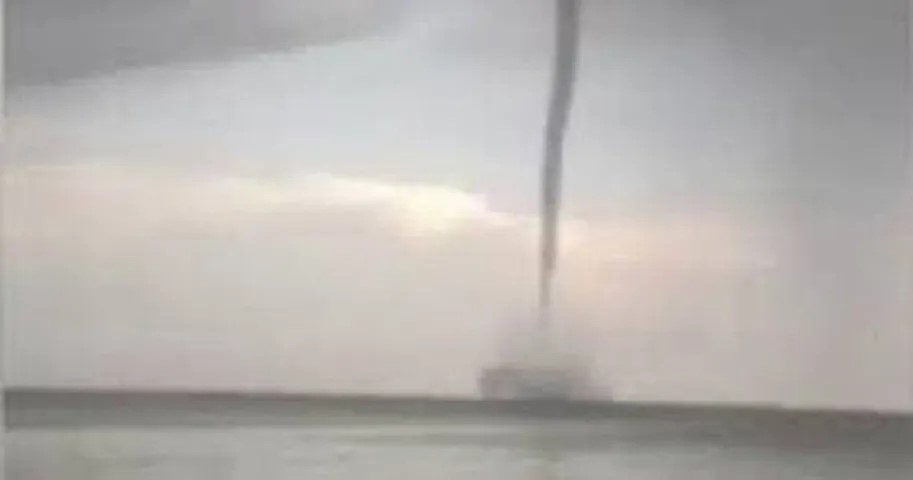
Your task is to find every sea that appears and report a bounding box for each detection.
[4,392,912,480]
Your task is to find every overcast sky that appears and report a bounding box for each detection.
[2,0,912,412]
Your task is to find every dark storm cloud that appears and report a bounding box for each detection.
[6,0,406,88]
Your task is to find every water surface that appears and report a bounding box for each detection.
[6,393,911,479]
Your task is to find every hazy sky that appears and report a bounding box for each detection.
[3,0,912,411]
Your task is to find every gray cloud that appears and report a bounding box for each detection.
[6,0,407,88]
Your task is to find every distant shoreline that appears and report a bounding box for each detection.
[5,388,912,430]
